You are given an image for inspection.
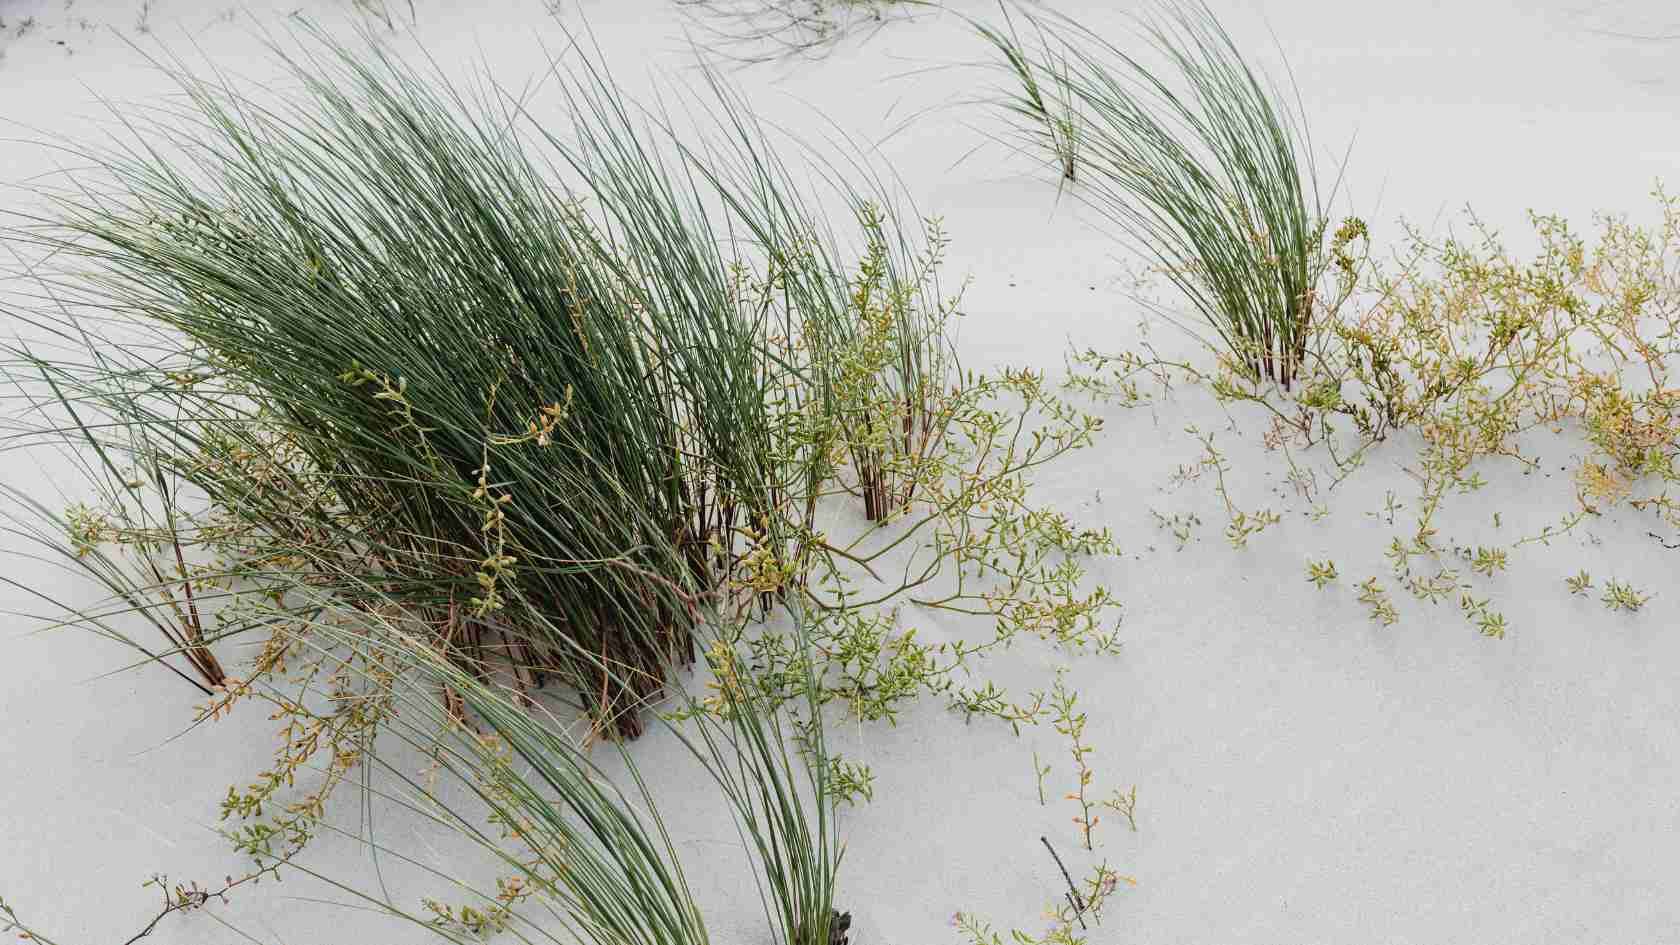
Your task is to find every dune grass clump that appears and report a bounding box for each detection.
[1,17,1131,941]
[4,23,943,738]
[3,25,1121,741]
[978,0,1336,389]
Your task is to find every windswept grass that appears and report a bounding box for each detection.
[0,563,845,945]
[304,604,845,945]
[977,0,1339,388]
[4,15,1118,749]
[0,17,1127,941]
[0,19,959,738]
[973,4,1081,185]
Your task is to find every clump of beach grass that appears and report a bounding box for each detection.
[3,17,1123,749]
[978,0,1339,389]
[0,16,1132,941]
[0,19,888,738]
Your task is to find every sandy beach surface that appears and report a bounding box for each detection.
[3,1,1679,942]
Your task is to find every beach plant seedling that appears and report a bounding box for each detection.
[1150,508,1202,549]
[122,868,292,945]
[1463,545,1509,578]
[1033,748,1052,804]
[1459,593,1508,639]
[1601,578,1652,613]
[1305,558,1339,588]
[1184,425,1281,549]
[952,860,1135,945]
[1371,491,1406,526]
[1567,570,1594,595]
[826,755,876,806]
[1101,784,1138,833]
[1356,577,1399,627]
[1047,671,1104,850]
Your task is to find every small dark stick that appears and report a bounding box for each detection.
[1040,836,1087,930]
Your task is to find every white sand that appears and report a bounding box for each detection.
[3,1,1679,942]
